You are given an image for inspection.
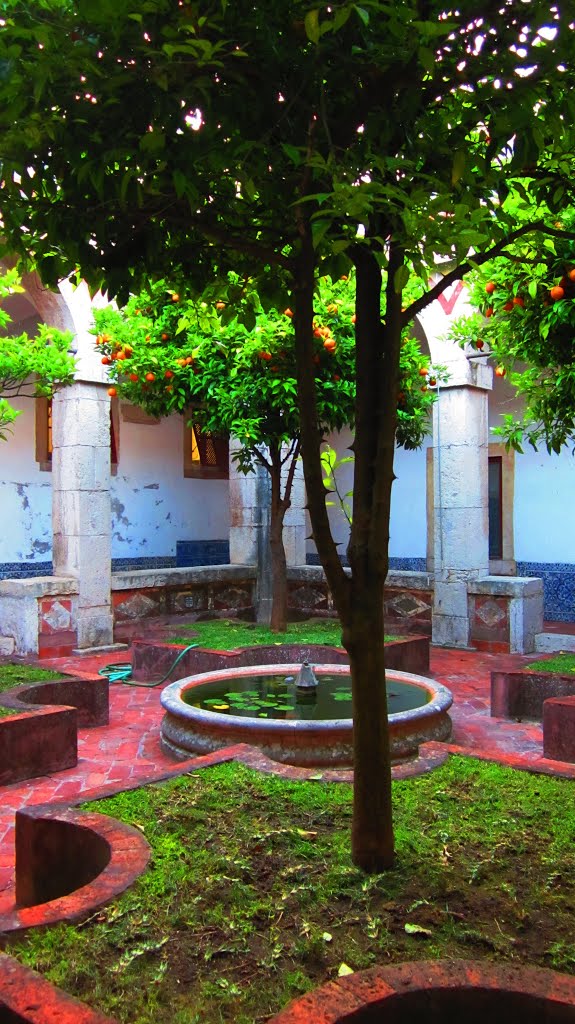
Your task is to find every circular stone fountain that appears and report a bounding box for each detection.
[160,663,452,767]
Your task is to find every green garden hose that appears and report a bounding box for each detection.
[98,643,200,687]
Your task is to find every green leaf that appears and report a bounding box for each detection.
[354,6,370,26]
[451,150,466,185]
[405,922,433,936]
[528,280,538,299]
[393,265,410,293]
[418,47,435,74]
[304,10,320,43]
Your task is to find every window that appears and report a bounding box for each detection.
[183,420,229,479]
[36,396,119,473]
[488,456,503,559]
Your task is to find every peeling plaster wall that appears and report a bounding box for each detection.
[110,409,229,558]
[305,427,428,562]
[0,396,52,565]
[0,397,229,569]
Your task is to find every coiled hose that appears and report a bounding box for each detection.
[98,642,200,687]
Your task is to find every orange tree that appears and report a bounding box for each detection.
[94,274,435,631]
[449,207,575,454]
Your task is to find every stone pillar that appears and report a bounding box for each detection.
[432,359,493,647]
[228,441,306,568]
[52,382,114,649]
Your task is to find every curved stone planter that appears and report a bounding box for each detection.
[161,665,452,767]
[0,951,118,1023]
[491,669,575,721]
[269,960,575,1023]
[132,635,430,681]
[0,804,150,935]
[0,676,108,786]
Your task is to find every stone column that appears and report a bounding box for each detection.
[431,359,493,647]
[52,382,114,649]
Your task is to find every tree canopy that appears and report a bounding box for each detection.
[93,273,436,629]
[0,0,574,870]
[0,267,75,439]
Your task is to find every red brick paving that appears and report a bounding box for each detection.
[1,640,574,915]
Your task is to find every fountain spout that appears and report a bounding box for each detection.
[295,660,319,695]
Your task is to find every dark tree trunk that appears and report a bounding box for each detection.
[292,220,404,872]
[265,441,301,633]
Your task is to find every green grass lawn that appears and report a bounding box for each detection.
[526,653,575,674]
[170,618,395,649]
[0,663,64,716]
[10,757,575,1023]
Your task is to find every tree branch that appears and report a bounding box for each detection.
[402,221,575,325]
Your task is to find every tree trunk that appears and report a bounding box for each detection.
[344,588,394,871]
[291,212,403,871]
[266,442,302,633]
[269,489,288,632]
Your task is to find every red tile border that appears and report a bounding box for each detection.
[0,951,118,1022]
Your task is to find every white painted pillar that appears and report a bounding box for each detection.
[52,382,114,649]
[431,359,493,647]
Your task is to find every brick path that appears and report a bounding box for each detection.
[1,642,574,913]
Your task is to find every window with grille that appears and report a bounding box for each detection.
[184,420,229,479]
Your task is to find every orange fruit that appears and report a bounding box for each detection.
[161,333,170,341]
[512,296,524,307]
[164,370,174,379]
[284,308,293,317]
[550,285,565,301]
[485,281,496,294]
[495,365,506,377]
[101,356,111,365]
[107,386,117,397]
[145,371,156,382]
[215,301,226,310]
[129,373,139,382]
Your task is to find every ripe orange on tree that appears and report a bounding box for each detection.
[161,333,170,341]
[101,356,111,365]
[512,296,524,308]
[259,350,272,361]
[107,386,117,397]
[145,371,156,382]
[164,370,174,379]
[475,339,484,350]
[485,281,496,294]
[129,373,138,382]
[568,269,575,282]
[418,366,428,377]
[215,301,226,310]
[550,285,565,301]
[284,308,293,317]
[495,365,506,377]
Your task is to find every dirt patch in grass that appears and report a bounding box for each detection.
[8,757,575,1023]
[526,653,575,674]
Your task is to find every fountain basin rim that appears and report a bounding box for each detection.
[161,664,452,733]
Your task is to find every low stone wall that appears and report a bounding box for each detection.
[0,564,543,655]
[491,670,575,721]
[0,951,117,1023]
[543,696,575,762]
[269,960,575,1023]
[132,634,430,682]
[0,677,109,785]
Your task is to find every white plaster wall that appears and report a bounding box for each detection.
[488,377,575,564]
[0,397,229,566]
[305,428,429,560]
[514,447,575,563]
[0,395,52,564]
[111,410,229,558]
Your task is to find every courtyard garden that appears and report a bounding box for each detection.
[6,756,575,1023]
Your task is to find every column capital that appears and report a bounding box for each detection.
[435,357,493,392]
